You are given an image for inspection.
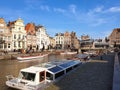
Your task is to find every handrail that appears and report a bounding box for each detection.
[6,75,15,81]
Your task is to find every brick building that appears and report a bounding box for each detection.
[109,28,120,47]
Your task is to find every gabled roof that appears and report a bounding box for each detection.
[25,23,31,33]
[55,33,64,36]
[7,21,16,27]
[35,25,44,31]
[25,23,36,35]
[0,18,5,23]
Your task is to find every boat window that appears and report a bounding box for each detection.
[46,72,53,80]
[73,64,79,68]
[21,72,36,81]
[55,71,64,79]
[66,67,72,73]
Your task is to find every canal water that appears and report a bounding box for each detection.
[0,54,75,90]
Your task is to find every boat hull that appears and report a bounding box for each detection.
[60,52,77,55]
[17,54,48,60]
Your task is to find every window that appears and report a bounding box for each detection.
[8,44,10,48]
[4,43,7,48]
[8,36,11,41]
[0,37,2,40]
[46,72,53,80]
[0,44,3,48]
[18,34,21,39]
[14,34,16,39]
[18,41,21,47]
[21,72,36,81]
[22,35,25,39]
[14,42,16,47]
[55,71,64,79]
[0,29,4,33]
[4,37,7,40]
[45,41,47,45]
[66,67,72,73]
[19,27,21,30]
[41,41,43,44]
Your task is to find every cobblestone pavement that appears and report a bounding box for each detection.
[45,53,114,90]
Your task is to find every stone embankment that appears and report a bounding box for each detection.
[45,53,114,90]
[0,50,64,60]
[113,52,120,90]
[0,51,45,60]
[0,52,20,60]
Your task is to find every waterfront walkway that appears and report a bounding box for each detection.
[113,53,120,90]
[45,53,114,90]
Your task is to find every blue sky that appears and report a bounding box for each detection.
[1,0,120,39]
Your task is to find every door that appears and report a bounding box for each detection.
[39,71,45,82]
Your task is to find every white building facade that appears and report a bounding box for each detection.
[8,18,27,51]
[0,18,12,51]
[54,33,64,49]
[36,25,50,50]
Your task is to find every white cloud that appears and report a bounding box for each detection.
[40,5,50,11]
[24,0,50,12]
[77,6,108,26]
[87,6,104,16]
[108,6,120,12]
[69,4,76,14]
[94,6,104,13]
[90,18,107,26]
[53,8,66,13]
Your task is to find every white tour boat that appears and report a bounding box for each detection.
[17,54,48,60]
[60,51,77,55]
[6,60,81,90]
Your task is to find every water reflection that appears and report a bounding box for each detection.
[0,54,75,90]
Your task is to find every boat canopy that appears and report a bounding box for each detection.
[59,60,80,69]
[47,60,80,74]
[48,66,63,74]
[45,60,81,81]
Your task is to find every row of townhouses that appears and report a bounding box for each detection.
[54,31,80,50]
[1,17,119,52]
[0,18,51,52]
[54,28,120,51]
[0,18,80,52]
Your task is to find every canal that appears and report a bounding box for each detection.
[0,54,75,90]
